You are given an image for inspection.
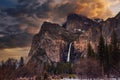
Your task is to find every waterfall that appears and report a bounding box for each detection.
[67,42,72,62]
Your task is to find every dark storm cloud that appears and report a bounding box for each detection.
[0,0,18,8]
[10,0,18,4]
[16,0,74,22]
[16,0,113,22]
[17,0,54,19]
[0,32,33,49]
[1,0,114,22]
[54,3,75,18]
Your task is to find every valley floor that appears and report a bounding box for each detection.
[56,78,120,80]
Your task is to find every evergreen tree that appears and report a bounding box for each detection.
[104,44,110,76]
[97,34,111,76]
[19,57,24,68]
[97,34,105,66]
[87,42,95,58]
[110,30,120,69]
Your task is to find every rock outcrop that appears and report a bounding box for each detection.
[28,13,120,63]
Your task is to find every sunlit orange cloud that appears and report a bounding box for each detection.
[46,0,115,21]
[109,0,120,5]
[74,0,113,19]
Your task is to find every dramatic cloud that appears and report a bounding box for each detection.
[110,0,120,5]
[0,32,33,49]
[16,0,114,23]
[74,0,113,19]
[10,0,18,4]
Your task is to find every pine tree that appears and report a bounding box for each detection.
[97,34,106,76]
[97,34,105,66]
[19,57,24,68]
[87,42,95,58]
[110,30,120,69]
[104,44,110,76]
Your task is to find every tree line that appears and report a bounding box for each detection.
[0,57,24,80]
[87,30,120,77]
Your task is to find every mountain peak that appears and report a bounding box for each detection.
[42,21,59,27]
[66,13,99,33]
[39,21,61,34]
[115,12,120,19]
[67,13,87,21]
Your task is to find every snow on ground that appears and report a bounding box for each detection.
[61,78,120,80]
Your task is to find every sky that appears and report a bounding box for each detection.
[0,47,30,61]
[0,0,120,61]
[0,0,17,8]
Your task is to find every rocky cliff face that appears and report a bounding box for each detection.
[102,12,120,41]
[28,13,120,63]
[28,22,67,62]
[66,14,99,33]
[65,14,101,55]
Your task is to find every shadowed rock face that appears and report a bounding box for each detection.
[28,13,120,63]
[66,13,99,33]
[28,22,67,62]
